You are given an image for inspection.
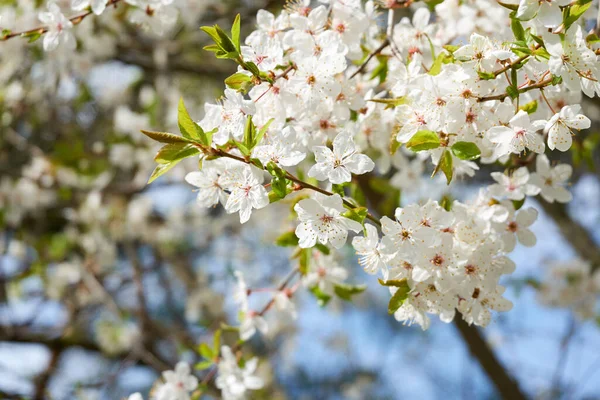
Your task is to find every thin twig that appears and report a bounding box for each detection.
[0,0,122,41]
[349,39,390,79]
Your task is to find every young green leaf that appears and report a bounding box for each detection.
[406,130,440,152]
[341,207,368,224]
[275,231,299,247]
[140,129,195,144]
[225,72,253,91]
[334,283,367,301]
[387,282,410,314]
[432,149,453,184]
[178,98,207,143]
[519,100,538,114]
[148,163,177,184]
[199,343,214,360]
[231,14,241,53]
[154,143,200,164]
[450,141,481,160]
[310,285,332,307]
[378,278,408,287]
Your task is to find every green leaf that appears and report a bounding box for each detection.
[255,118,274,147]
[334,283,367,301]
[510,13,526,42]
[387,282,411,314]
[368,97,407,109]
[331,183,347,197]
[243,116,256,150]
[244,61,261,76]
[215,25,237,53]
[370,55,388,84]
[141,130,194,144]
[432,149,453,185]
[477,70,496,80]
[155,143,200,164]
[506,85,519,100]
[310,285,332,307]
[213,329,221,353]
[195,360,214,370]
[443,44,460,53]
[148,163,177,184]
[22,30,42,43]
[275,231,299,247]
[551,75,563,85]
[314,243,330,255]
[586,33,600,44]
[429,52,453,75]
[225,72,252,91]
[406,130,440,152]
[378,278,408,287]
[298,248,310,275]
[519,100,538,114]
[341,207,368,224]
[512,198,526,210]
[231,14,241,52]
[497,1,518,10]
[178,98,207,143]
[234,141,251,156]
[564,1,592,30]
[200,25,221,44]
[440,195,453,211]
[199,343,214,360]
[451,141,481,160]
[266,161,286,179]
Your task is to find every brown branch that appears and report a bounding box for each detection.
[210,148,381,226]
[349,39,390,79]
[33,347,62,400]
[0,0,122,41]
[538,201,600,270]
[454,318,528,400]
[492,45,541,77]
[477,77,553,103]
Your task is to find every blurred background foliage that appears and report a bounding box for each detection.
[0,0,599,399]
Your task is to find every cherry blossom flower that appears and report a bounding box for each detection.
[222,166,269,224]
[308,131,374,184]
[38,2,76,52]
[154,362,198,400]
[216,346,264,400]
[294,194,363,249]
[544,105,591,152]
[529,154,573,203]
[352,223,394,279]
[487,110,545,156]
[489,167,540,201]
[71,0,107,15]
[497,206,538,252]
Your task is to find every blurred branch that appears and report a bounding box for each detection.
[33,347,62,400]
[0,0,122,41]
[114,48,234,79]
[539,201,600,270]
[454,318,527,400]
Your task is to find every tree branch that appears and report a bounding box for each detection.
[539,201,600,270]
[454,318,527,400]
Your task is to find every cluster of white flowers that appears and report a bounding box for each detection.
[11,0,596,397]
[128,362,198,400]
[353,194,525,329]
[537,258,600,320]
[39,0,179,51]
